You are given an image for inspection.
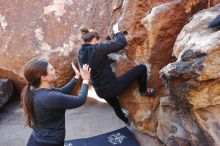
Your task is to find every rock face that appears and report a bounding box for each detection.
[157,96,189,146]
[0,0,117,93]
[116,0,218,136]
[0,78,14,109]
[1,0,220,145]
[160,4,220,145]
[0,0,216,91]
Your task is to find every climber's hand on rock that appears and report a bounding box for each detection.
[71,62,80,80]
[113,23,120,34]
[81,64,91,84]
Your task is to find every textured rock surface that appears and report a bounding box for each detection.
[0,0,116,93]
[0,78,14,109]
[157,96,188,146]
[209,0,220,6]
[117,0,216,135]
[160,4,220,145]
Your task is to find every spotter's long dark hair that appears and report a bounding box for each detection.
[21,59,48,127]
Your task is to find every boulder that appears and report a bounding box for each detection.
[0,0,117,94]
[160,3,220,145]
[116,0,215,135]
[0,78,14,109]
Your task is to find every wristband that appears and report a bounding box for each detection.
[83,79,89,84]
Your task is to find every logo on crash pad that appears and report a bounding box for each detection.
[64,143,72,146]
[107,133,126,145]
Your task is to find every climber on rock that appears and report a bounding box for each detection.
[77,23,157,125]
[21,59,91,146]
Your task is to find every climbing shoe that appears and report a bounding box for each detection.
[140,88,157,97]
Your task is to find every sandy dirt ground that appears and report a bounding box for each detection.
[0,90,163,146]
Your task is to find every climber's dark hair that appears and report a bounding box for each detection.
[80,26,100,43]
[21,58,48,127]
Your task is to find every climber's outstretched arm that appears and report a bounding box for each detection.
[94,32,127,55]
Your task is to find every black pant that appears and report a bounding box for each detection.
[98,65,147,124]
[27,135,64,146]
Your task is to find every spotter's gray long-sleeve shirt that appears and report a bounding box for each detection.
[31,77,89,144]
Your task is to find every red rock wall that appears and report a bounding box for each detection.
[0,0,217,93]
[113,0,217,135]
[0,0,115,92]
